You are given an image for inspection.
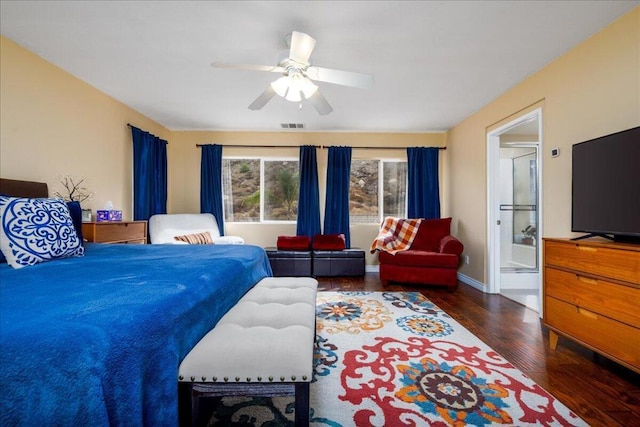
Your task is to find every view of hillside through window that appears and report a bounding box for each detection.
[383,161,407,219]
[223,159,260,222]
[264,160,298,221]
[350,160,379,223]
[350,160,407,223]
[223,159,299,222]
[223,157,406,223]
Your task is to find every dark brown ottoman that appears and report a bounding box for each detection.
[312,248,365,277]
[265,248,313,277]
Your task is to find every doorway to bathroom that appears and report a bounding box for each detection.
[487,108,542,313]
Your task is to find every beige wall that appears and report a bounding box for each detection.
[448,7,640,286]
[0,36,170,219]
[170,131,446,265]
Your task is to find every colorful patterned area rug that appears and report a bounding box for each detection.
[206,291,587,426]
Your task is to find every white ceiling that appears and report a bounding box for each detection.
[1,1,637,132]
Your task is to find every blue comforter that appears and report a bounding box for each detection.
[0,243,272,426]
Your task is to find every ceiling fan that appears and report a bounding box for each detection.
[211,31,374,115]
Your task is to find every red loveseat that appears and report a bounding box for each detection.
[378,217,463,288]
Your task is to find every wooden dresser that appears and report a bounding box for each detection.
[543,238,640,373]
[82,221,148,244]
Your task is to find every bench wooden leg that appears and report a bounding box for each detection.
[295,382,310,426]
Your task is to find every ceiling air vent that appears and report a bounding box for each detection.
[281,123,305,129]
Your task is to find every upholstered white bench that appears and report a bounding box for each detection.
[178,277,318,426]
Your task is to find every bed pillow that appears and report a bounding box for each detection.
[174,231,214,244]
[0,196,85,269]
[313,234,346,250]
[277,235,311,251]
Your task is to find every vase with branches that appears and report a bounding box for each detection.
[54,174,95,203]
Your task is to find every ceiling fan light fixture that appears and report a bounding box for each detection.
[270,76,290,98]
[271,73,318,103]
[213,30,372,114]
[287,74,318,102]
[300,76,318,99]
[285,89,303,102]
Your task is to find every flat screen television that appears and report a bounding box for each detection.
[571,125,640,243]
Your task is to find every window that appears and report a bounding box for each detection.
[382,161,407,219]
[350,160,379,223]
[223,158,298,222]
[264,160,299,221]
[350,159,407,224]
[223,159,260,222]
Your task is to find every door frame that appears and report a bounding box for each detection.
[486,108,543,301]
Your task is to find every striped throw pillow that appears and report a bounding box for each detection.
[174,232,214,244]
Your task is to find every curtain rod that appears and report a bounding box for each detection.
[196,144,446,150]
[125,124,446,150]
[127,123,169,144]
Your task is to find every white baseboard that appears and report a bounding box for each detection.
[457,272,487,292]
[365,265,380,273]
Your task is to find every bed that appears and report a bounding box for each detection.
[0,178,272,426]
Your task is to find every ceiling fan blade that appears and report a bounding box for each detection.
[307,90,333,116]
[248,85,277,110]
[211,62,285,73]
[306,66,374,89]
[289,31,316,65]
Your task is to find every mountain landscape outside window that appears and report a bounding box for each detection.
[222,158,299,222]
[350,159,407,224]
[223,157,405,224]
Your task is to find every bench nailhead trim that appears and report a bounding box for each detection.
[181,375,311,383]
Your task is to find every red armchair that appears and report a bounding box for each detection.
[378,217,463,288]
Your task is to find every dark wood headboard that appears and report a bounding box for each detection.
[0,178,49,198]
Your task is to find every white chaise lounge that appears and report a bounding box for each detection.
[148,213,244,245]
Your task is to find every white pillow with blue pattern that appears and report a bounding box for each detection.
[0,196,85,269]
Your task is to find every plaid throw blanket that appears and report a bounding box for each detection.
[370,217,422,255]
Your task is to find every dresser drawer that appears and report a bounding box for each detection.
[545,267,640,328]
[83,221,147,243]
[545,296,640,371]
[123,238,146,245]
[544,240,640,284]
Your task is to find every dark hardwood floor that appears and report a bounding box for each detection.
[318,273,640,427]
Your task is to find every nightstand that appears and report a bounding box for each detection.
[82,221,148,244]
